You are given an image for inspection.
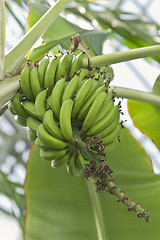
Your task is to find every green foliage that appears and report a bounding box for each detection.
[128,74,160,150]
[28,1,110,62]
[1,1,160,239]
[25,129,160,240]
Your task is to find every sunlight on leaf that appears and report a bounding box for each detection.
[128,74,160,150]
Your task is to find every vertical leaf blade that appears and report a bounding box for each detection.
[0,0,5,79]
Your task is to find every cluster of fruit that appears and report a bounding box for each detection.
[8,51,121,177]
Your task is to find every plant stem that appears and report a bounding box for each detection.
[5,0,71,75]
[0,0,5,79]
[82,45,160,68]
[86,179,107,240]
[0,75,20,107]
[110,86,160,106]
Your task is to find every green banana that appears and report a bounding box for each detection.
[76,150,89,168]
[14,115,27,127]
[66,153,79,177]
[93,95,114,125]
[100,65,114,82]
[74,153,84,176]
[43,109,64,140]
[55,52,73,82]
[30,66,42,98]
[71,78,94,118]
[51,151,71,168]
[104,139,119,154]
[44,55,61,88]
[20,65,34,101]
[85,78,101,100]
[27,129,37,141]
[101,124,121,145]
[38,57,49,88]
[46,95,52,109]
[51,78,66,118]
[78,68,90,84]
[86,105,119,136]
[40,148,69,161]
[60,99,74,141]
[77,84,106,121]
[62,74,80,103]
[35,137,52,150]
[82,91,107,132]
[69,52,84,79]
[92,116,119,138]
[22,100,41,120]
[37,123,69,149]
[12,93,28,119]
[8,101,17,115]
[35,89,47,119]
[26,116,41,131]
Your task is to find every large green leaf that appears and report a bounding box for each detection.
[128,74,160,150]
[28,1,109,62]
[24,128,160,240]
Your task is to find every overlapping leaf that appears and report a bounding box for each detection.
[28,1,110,62]
[24,128,160,240]
[128,74,160,150]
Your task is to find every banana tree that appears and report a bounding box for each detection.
[1,0,160,240]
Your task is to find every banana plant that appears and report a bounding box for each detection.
[1,0,160,240]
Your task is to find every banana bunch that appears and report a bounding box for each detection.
[8,50,121,177]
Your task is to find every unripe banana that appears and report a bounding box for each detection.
[20,65,34,101]
[46,95,52,109]
[104,139,119,154]
[51,151,71,168]
[101,124,121,145]
[35,89,47,119]
[93,94,114,125]
[76,151,89,168]
[14,115,27,127]
[43,109,64,140]
[50,78,66,118]
[40,148,69,161]
[12,93,28,119]
[38,58,49,88]
[35,137,52,150]
[85,78,101,101]
[60,99,74,141]
[27,129,37,141]
[92,116,119,138]
[8,101,17,115]
[71,78,94,118]
[82,91,108,132]
[66,153,79,177]
[37,123,69,149]
[86,105,119,136]
[75,155,83,174]
[77,84,106,121]
[22,100,41,120]
[30,66,42,98]
[55,52,73,82]
[78,68,90,84]
[69,52,84,79]
[27,116,41,131]
[44,55,61,88]
[62,74,80,103]
[100,65,114,82]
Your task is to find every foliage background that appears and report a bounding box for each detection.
[0,0,160,239]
